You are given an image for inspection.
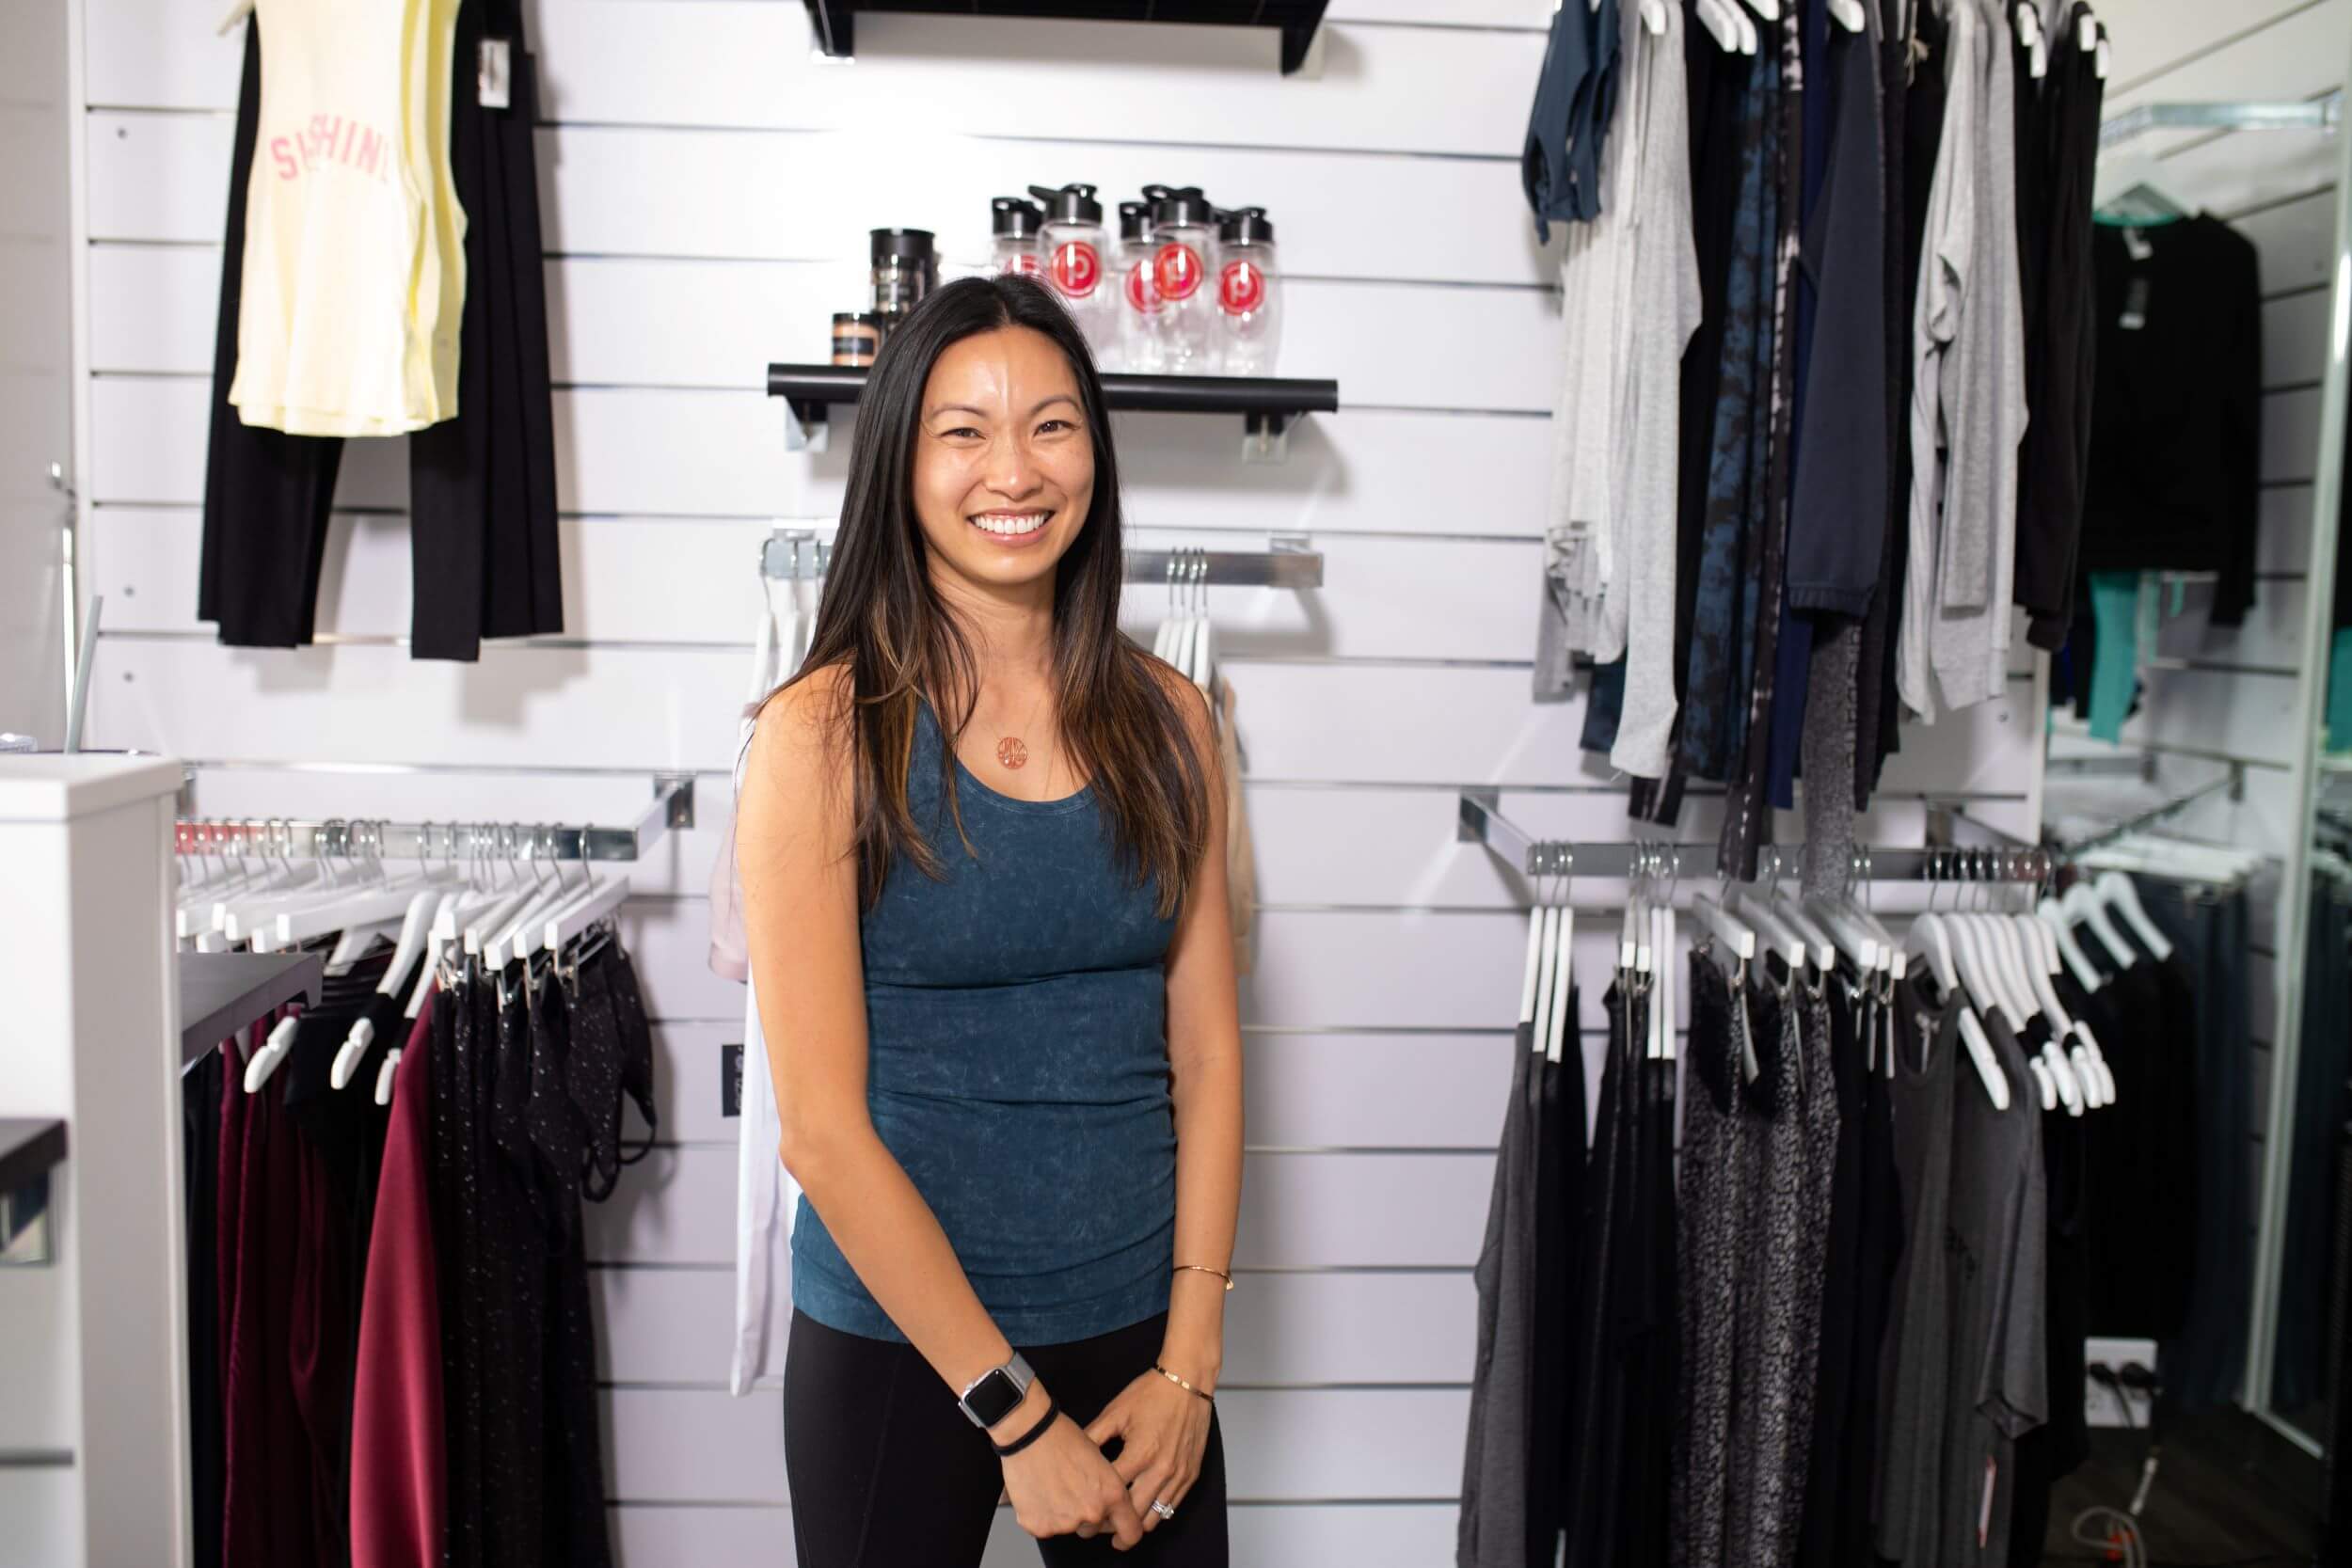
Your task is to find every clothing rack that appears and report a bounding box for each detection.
[178,949,322,1068]
[2046,750,2161,784]
[1455,789,2052,884]
[2050,759,2248,861]
[759,525,1326,589]
[2100,91,2344,150]
[174,775,696,864]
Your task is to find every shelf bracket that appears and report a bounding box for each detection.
[782,396,831,454]
[1242,409,1293,465]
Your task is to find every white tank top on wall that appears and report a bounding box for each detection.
[229,0,466,437]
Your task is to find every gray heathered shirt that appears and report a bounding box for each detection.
[1456,1025,1543,1567]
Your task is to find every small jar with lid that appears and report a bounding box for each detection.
[831,312,881,367]
[990,198,1045,278]
[869,229,937,341]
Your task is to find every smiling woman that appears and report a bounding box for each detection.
[732,274,1246,1567]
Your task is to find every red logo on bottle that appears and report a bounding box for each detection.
[1153,242,1202,301]
[1051,240,1101,298]
[1124,261,1163,314]
[1217,259,1266,315]
[1001,251,1041,277]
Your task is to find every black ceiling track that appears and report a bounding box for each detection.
[800,2,1331,74]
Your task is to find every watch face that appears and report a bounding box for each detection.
[962,1367,1024,1428]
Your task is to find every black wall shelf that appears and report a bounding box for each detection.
[768,363,1339,453]
[801,1,1329,73]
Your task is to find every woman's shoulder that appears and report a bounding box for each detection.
[745,661,856,797]
[1136,649,1216,763]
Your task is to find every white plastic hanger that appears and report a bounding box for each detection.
[2010,917,2095,1110]
[373,1048,403,1107]
[1519,898,1548,1033]
[2014,3,2047,77]
[1640,0,1668,35]
[1829,0,1866,32]
[2093,870,2174,963]
[2061,882,2138,973]
[1804,896,1882,974]
[1692,890,1756,968]
[404,889,464,1020]
[543,870,631,960]
[243,1014,302,1094]
[1731,886,1807,975]
[1739,0,1778,19]
[328,888,444,1090]
[1692,0,1742,51]
[2037,896,2105,991]
[1545,890,1576,1068]
[1658,903,1679,1061]
[1959,1006,2012,1111]
[1905,912,1958,994]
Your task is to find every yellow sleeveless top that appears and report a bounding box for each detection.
[228,0,466,436]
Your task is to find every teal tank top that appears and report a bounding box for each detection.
[788,695,1180,1344]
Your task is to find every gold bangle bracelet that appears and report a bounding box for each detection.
[1152,1361,1216,1402]
[1173,1263,1233,1291]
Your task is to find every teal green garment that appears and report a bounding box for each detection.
[2330,628,2352,753]
[787,695,1178,1346]
[2087,572,2141,743]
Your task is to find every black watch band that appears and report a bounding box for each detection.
[991,1392,1059,1458]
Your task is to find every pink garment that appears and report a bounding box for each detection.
[350,999,445,1568]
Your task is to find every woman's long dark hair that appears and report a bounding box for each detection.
[771,273,1211,919]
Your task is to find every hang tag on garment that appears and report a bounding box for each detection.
[2122,228,2155,262]
[2119,276,2152,331]
[479,38,513,109]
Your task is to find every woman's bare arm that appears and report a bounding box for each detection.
[736,666,1053,1438]
[1152,668,1246,1390]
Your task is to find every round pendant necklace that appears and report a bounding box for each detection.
[994,687,1051,774]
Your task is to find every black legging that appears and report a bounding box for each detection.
[783,1307,1230,1567]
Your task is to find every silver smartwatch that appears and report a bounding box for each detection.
[957,1351,1036,1430]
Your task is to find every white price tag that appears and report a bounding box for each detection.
[478,38,512,109]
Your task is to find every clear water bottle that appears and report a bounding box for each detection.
[1113,198,1160,374]
[1029,182,1114,363]
[990,198,1044,279]
[1147,186,1219,373]
[1215,206,1280,376]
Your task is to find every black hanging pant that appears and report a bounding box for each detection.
[409,0,564,660]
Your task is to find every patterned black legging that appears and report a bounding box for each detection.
[783,1307,1230,1567]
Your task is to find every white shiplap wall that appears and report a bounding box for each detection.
[68,1,2056,1561]
[2047,0,2349,1285]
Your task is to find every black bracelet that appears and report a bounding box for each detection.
[991,1391,1060,1458]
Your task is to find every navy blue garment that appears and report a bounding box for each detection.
[1762,0,1837,813]
[1675,53,1778,785]
[790,696,1181,1344]
[1522,0,1623,237]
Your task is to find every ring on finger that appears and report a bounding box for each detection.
[1151,1499,1176,1521]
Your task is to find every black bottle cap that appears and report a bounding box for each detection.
[1218,206,1275,245]
[1027,182,1104,225]
[869,228,936,265]
[1118,200,1150,242]
[991,198,1044,239]
[1150,186,1216,230]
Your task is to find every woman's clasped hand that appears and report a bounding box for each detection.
[1000,1370,1215,1548]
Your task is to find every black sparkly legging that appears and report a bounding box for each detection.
[783,1308,1230,1568]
